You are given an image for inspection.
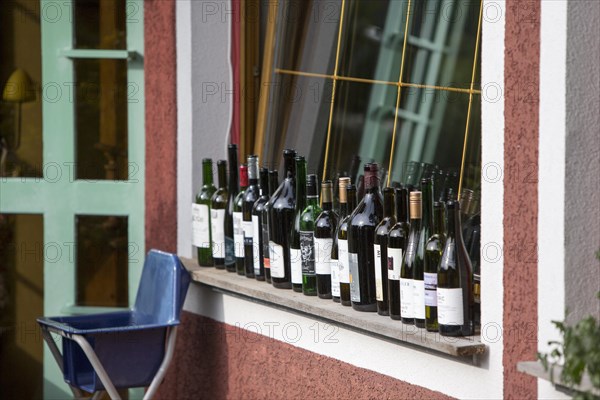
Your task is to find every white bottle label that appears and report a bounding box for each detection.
[233,212,244,257]
[252,215,261,275]
[349,252,360,302]
[270,241,285,278]
[290,248,302,284]
[413,279,425,319]
[331,254,340,297]
[400,278,414,319]
[211,209,225,258]
[387,248,402,281]
[437,288,464,325]
[192,204,210,248]
[314,238,333,275]
[374,244,383,301]
[424,272,438,307]
[338,239,349,284]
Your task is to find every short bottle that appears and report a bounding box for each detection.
[437,200,474,336]
[337,180,355,306]
[290,157,307,292]
[234,164,248,275]
[387,187,409,320]
[348,163,383,312]
[193,158,217,266]
[210,160,228,268]
[424,201,446,332]
[314,180,338,299]
[243,156,261,278]
[252,167,270,281]
[374,187,396,316]
[300,174,322,296]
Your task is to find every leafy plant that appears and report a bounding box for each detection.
[538,251,600,400]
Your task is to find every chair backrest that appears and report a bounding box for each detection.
[132,249,191,325]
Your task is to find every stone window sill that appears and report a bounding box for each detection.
[181,257,486,360]
[517,361,599,397]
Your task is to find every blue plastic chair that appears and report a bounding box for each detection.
[37,250,191,400]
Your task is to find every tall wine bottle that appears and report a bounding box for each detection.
[374,187,396,316]
[400,191,422,324]
[300,174,322,296]
[193,158,217,266]
[269,149,297,289]
[314,180,338,299]
[225,144,239,272]
[211,160,228,268]
[331,177,350,303]
[234,164,248,275]
[387,187,409,320]
[290,157,307,292]
[413,178,433,328]
[243,155,260,279]
[438,200,474,336]
[424,201,446,332]
[262,170,278,283]
[252,167,269,281]
[336,179,354,306]
[348,163,383,312]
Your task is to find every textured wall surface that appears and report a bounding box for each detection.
[504,0,540,398]
[565,0,600,325]
[145,0,178,253]
[156,312,454,400]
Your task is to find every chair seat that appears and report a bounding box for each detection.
[37,311,175,335]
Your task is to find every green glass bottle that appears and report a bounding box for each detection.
[300,174,322,296]
[290,157,307,292]
[400,191,422,324]
[337,182,356,306]
[243,155,260,278]
[425,201,446,332]
[413,178,433,328]
[211,160,228,269]
[194,158,217,266]
[234,164,248,275]
[314,180,338,299]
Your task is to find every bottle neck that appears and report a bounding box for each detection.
[202,162,213,186]
[422,180,433,231]
[433,205,445,235]
[268,172,278,196]
[228,148,239,193]
[447,205,457,239]
[284,154,296,179]
[321,187,333,211]
[217,163,227,189]
[383,190,394,217]
[347,190,357,213]
[339,201,348,217]
[259,169,269,196]
[398,190,408,224]
[295,161,307,211]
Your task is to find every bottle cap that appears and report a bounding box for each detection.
[247,155,259,180]
[239,164,248,187]
[306,174,318,196]
[217,160,227,167]
[338,177,350,202]
[321,180,333,203]
[409,191,422,219]
[202,158,212,164]
[364,162,380,189]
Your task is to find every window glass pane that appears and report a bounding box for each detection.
[0,214,43,398]
[75,59,129,180]
[76,215,128,307]
[0,1,42,178]
[74,0,127,50]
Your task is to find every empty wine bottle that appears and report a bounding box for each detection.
[193,158,217,266]
[400,191,422,324]
[314,180,338,299]
[290,157,307,292]
[424,201,446,332]
[413,178,433,328]
[243,156,260,278]
[388,186,409,320]
[438,200,474,336]
[269,149,297,289]
[300,174,322,296]
[211,160,228,268]
[225,144,239,272]
[337,179,354,306]
[252,167,270,281]
[348,163,383,312]
[234,164,248,275]
[262,170,279,283]
[374,187,396,316]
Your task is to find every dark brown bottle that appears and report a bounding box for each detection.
[251,167,270,281]
[374,187,396,316]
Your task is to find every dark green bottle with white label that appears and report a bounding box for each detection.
[300,174,322,296]
[194,158,216,266]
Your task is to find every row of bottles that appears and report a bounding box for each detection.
[193,147,477,336]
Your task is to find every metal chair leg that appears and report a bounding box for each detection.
[143,326,178,400]
[40,327,86,399]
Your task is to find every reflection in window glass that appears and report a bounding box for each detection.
[0,214,43,399]
[75,59,129,180]
[74,0,127,50]
[76,215,128,307]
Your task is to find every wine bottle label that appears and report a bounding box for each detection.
[252,215,261,275]
[424,272,438,307]
[331,255,340,297]
[225,236,235,265]
[373,244,383,301]
[400,278,414,318]
[192,204,210,248]
[338,239,349,284]
[211,209,226,258]
[413,279,425,319]
[349,252,360,302]
[314,238,333,275]
[290,248,302,284]
[300,231,315,275]
[270,241,285,278]
[233,212,244,257]
[437,288,464,325]
[387,248,402,281]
